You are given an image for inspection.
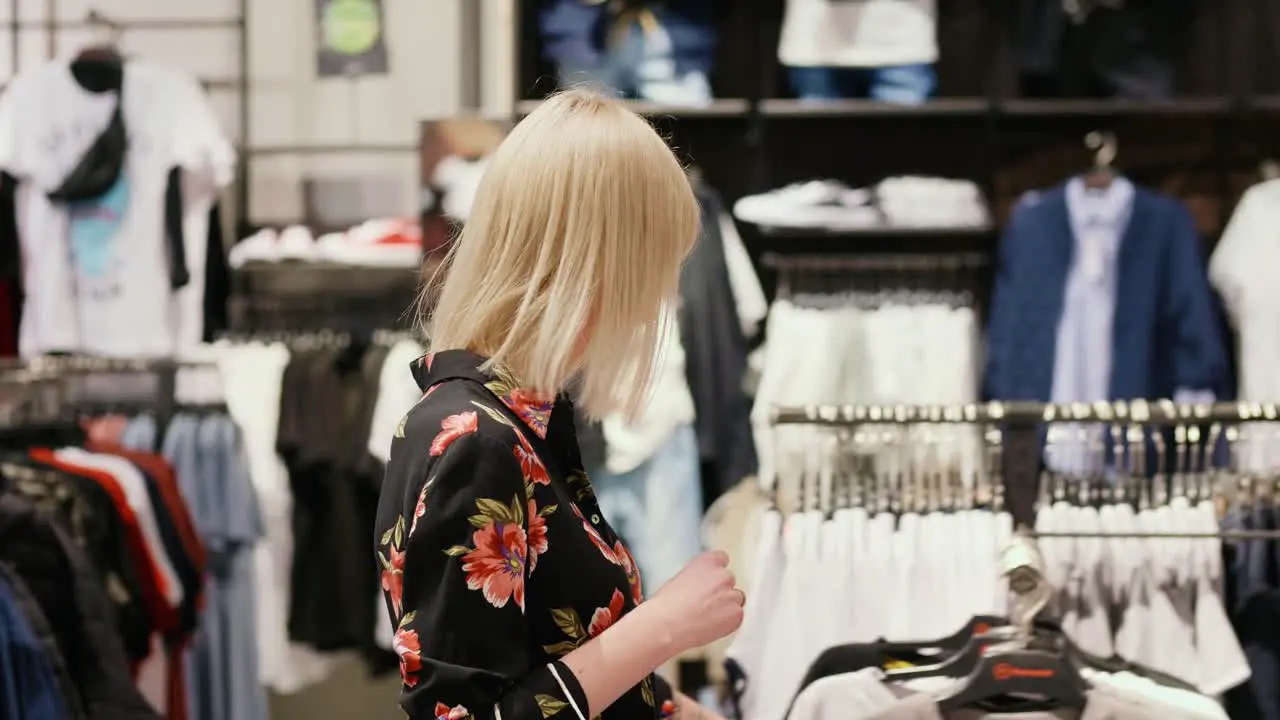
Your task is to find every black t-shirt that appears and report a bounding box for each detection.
[278,344,389,652]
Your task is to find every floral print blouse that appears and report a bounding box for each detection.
[375,350,677,720]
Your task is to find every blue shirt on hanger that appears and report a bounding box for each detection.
[984,179,1228,406]
[0,571,67,720]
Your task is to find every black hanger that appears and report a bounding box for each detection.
[885,615,1197,691]
[70,10,124,92]
[934,640,1089,713]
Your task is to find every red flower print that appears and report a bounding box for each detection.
[527,499,548,572]
[661,699,677,719]
[422,384,440,401]
[410,485,428,536]
[394,625,423,687]
[381,546,406,616]
[613,541,643,604]
[433,703,470,720]
[430,411,478,456]
[571,505,619,565]
[513,441,551,486]
[587,588,627,637]
[502,388,554,438]
[462,521,527,609]
[422,353,435,370]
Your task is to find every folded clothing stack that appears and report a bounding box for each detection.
[229,219,422,269]
[877,176,988,228]
[733,176,989,231]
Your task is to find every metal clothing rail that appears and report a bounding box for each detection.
[769,400,1280,527]
[770,400,1280,427]
[761,251,990,272]
[0,356,217,374]
[1032,531,1280,540]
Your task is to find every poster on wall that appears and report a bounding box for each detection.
[315,0,389,77]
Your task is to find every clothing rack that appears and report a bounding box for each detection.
[760,252,990,273]
[762,251,989,302]
[770,400,1280,427]
[0,355,225,433]
[768,399,1280,528]
[215,327,417,348]
[0,355,216,374]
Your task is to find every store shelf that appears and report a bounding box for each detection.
[757,223,997,239]
[998,97,1231,117]
[1251,95,1280,111]
[514,98,749,118]
[233,262,421,295]
[760,98,989,118]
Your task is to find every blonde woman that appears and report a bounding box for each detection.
[375,90,745,720]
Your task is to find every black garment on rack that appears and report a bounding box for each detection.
[1014,0,1199,99]
[278,345,389,653]
[202,201,230,342]
[0,493,159,719]
[679,184,757,500]
[0,455,151,663]
[1222,507,1280,720]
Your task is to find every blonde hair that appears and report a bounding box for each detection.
[423,89,701,419]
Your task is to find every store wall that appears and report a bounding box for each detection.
[0,0,493,225]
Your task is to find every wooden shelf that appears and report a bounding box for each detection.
[757,223,997,239]
[998,97,1231,117]
[515,98,749,118]
[1250,95,1280,111]
[761,98,989,117]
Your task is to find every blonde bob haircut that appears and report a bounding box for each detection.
[423,89,701,420]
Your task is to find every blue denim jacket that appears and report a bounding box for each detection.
[0,573,67,720]
[983,183,1229,404]
[539,0,717,75]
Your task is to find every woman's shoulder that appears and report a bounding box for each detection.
[394,378,525,459]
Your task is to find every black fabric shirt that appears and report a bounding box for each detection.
[680,184,757,500]
[374,350,676,720]
[279,345,388,651]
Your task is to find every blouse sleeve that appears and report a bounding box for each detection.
[378,411,591,720]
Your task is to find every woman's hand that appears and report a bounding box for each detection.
[556,551,743,718]
[671,690,729,720]
[647,550,745,653]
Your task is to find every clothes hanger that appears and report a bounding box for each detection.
[932,633,1089,713]
[891,531,1091,713]
[70,10,125,93]
[1082,131,1118,190]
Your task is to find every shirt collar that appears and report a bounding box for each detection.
[1065,175,1135,233]
[411,349,557,439]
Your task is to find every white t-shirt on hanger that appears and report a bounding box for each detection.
[0,58,233,357]
[778,0,938,69]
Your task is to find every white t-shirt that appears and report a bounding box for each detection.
[0,58,233,357]
[778,0,938,68]
[601,312,697,474]
[1208,180,1280,471]
[214,341,338,693]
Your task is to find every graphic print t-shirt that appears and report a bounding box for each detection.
[0,59,233,357]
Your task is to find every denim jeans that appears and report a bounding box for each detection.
[557,21,712,106]
[590,424,704,592]
[787,64,937,105]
